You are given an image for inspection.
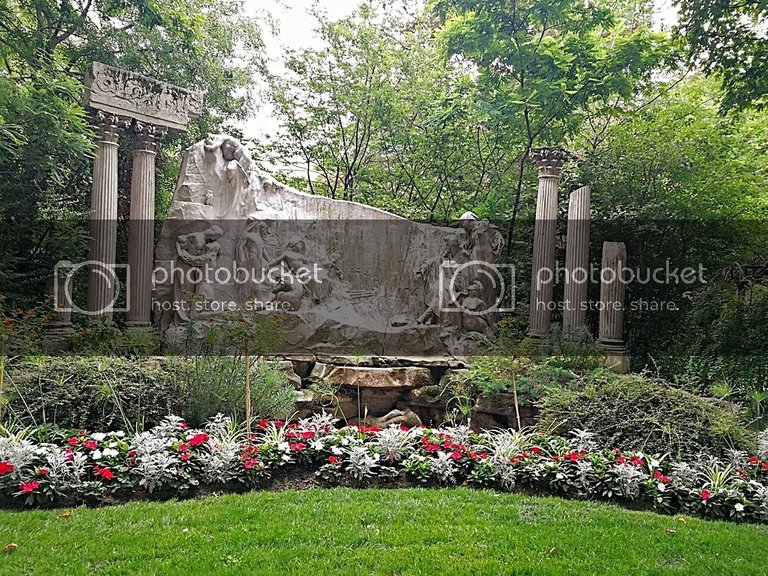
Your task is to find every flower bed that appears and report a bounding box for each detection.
[1,415,767,523]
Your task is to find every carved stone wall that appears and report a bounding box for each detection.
[154,135,505,357]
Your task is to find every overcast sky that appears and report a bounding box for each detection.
[241,0,678,140]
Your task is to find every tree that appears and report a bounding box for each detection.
[0,0,266,305]
[432,0,670,249]
[676,0,768,110]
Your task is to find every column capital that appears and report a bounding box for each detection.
[133,121,167,154]
[93,111,130,144]
[530,147,570,179]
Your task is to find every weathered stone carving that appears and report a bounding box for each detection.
[154,135,505,356]
[84,62,203,131]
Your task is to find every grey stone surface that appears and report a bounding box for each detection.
[84,62,202,131]
[154,135,505,356]
[528,147,569,337]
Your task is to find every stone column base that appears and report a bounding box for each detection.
[602,346,630,374]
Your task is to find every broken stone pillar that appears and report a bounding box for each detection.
[125,123,163,331]
[83,62,202,324]
[528,147,568,338]
[599,241,629,373]
[87,112,125,317]
[563,185,591,333]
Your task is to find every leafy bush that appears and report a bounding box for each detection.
[658,283,768,427]
[536,369,752,458]
[2,417,768,524]
[4,356,184,432]
[172,357,296,427]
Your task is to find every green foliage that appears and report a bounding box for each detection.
[4,356,184,431]
[172,357,296,427]
[537,369,752,457]
[0,0,265,306]
[658,283,768,427]
[677,0,768,110]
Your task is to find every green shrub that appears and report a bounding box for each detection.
[171,357,296,427]
[536,369,752,458]
[4,356,184,432]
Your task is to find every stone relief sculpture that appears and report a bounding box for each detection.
[154,135,505,356]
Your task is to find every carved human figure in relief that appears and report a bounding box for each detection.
[175,225,223,321]
[459,280,494,336]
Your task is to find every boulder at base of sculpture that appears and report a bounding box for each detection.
[154,134,505,357]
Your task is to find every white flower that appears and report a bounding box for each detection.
[103,448,119,459]
[341,437,350,446]
[735,503,745,512]
[331,446,344,455]
[556,472,565,480]
[310,440,324,451]
[657,482,666,492]
[92,450,103,460]
[650,459,660,468]
[277,442,290,453]
[108,442,118,448]
[92,433,107,442]
[114,431,126,438]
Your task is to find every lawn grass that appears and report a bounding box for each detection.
[0,488,766,576]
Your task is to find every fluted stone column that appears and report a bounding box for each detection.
[563,185,591,333]
[599,241,629,372]
[87,112,125,318]
[528,147,569,337]
[125,123,163,331]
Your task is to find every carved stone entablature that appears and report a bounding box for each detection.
[84,62,203,132]
[530,146,570,178]
[133,121,168,154]
[93,111,130,144]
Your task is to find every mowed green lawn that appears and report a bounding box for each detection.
[1,489,767,576]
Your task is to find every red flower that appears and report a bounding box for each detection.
[451,451,463,460]
[243,457,259,469]
[181,453,191,462]
[738,469,748,477]
[425,444,440,452]
[761,463,768,472]
[258,418,270,429]
[0,462,14,476]
[64,449,74,462]
[289,442,306,452]
[273,420,285,428]
[662,476,669,483]
[399,425,410,431]
[37,468,49,477]
[629,455,643,466]
[128,450,137,458]
[565,452,580,462]
[358,426,381,434]
[178,443,188,453]
[701,489,713,501]
[747,456,760,464]
[180,421,188,430]
[531,447,542,455]
[441,441,453,450]
[82,440,98,450]
[617,456,627,464]
[188,433,209,447]
[301,431,316,440]
[67,437,78,446]
[94,466,114,481]
[328,455,342,465]
[19,481,39,493]
[653,470,662,480]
